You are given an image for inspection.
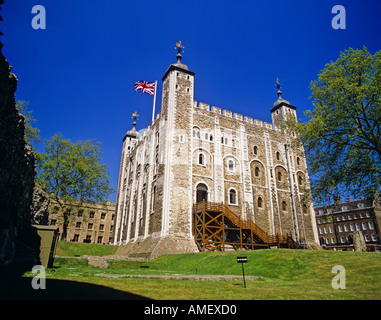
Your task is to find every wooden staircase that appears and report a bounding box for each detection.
[193,201,301,252]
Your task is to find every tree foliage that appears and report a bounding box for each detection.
[36,133,114,238]
[299,47,381,204]
[15,100,40,148]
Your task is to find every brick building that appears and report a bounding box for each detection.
[49,200,116,244]
[315,198,381,251]
[113,44,319,258]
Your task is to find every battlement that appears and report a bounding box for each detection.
[194,101,275,130]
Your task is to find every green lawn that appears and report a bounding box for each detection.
[27,245,381,300]
[55,241,118,257]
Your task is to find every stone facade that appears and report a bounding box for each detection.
[48,200,116,244]
[113,52,319,258]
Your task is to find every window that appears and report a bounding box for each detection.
[372,234,377,241]
[89,211,95,218]
[73,234,79,242]
[101,213,106,219]
[77,209,83,217]
[298,176,303,185]
[76,222,81,229]
[302,204,307,214]
[362,222,367,231]
[278,172,282,181]
[254,146,258,155]
[229,189,237,205]
[193,128,200,138]
[179,135,184,143]
[340,236,345,243]
[344,225,349,232]
[88,223,93,230]
[338,225,343,232]
[369,221,374,230]
[276,152,280,160]
[258,197,263,208]
[50,219,57,226]
[99,224,104,231]
[355,223,361,231]
[205,133,209,140]
[282,201,287,211]
[228,159,234,171]
[329,226,333,233]
[154,154,159,174]
[364,234,370,242]
[97,236,103,244]
[342,206,348,211]
[255,167,259,177]
[198,153,205,165]
[296,157,300,165]
[209,134,213,141]
[350,224,355,231]
[319,228,323,235]
[324,227,327,234]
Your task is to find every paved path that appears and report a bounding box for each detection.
[95,274,262,281]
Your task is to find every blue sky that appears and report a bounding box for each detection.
[2,1,381,202]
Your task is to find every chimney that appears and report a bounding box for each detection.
[333,195,341,206]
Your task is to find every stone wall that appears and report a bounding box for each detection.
[0,37,40,267]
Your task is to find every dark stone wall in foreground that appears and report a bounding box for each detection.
[0,19,40,267]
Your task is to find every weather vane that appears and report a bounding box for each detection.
[275,77,281,91]
[174,41,184,54]
[132,111,139,122]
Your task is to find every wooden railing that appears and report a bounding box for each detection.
[195,201,269,244]
[194,201,301,250]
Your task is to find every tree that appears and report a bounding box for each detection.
[15,100,40,148]
[36,133,114,239]
[298,47,381,205]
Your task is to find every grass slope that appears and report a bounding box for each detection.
[38,244,381,300]
[55,241,118,257]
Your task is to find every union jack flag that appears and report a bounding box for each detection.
[134,81,156,95]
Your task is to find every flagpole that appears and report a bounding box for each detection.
[152,80,157,122]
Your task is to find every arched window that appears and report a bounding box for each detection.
[198,153,205,165]
[254,146,258,155]
[298,175,303,185]
[282,201,287,211]
[228,159,234,171]
[258,197,263,208]
[297,157,300,165]
[278,171,282,181]
[229,189,237,205]
[196,183,208,203]
[255,167,259,177]
[193,127,200,139]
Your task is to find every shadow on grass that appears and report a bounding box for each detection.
[0,266,150,300]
